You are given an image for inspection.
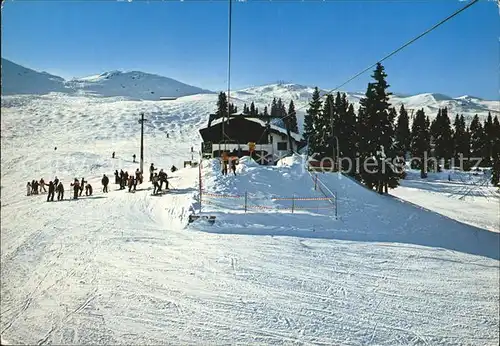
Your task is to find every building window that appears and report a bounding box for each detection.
[277,142,287,151]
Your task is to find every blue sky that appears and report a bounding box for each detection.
[2,0,498,99]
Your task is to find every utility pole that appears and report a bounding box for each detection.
[138,112,147,174]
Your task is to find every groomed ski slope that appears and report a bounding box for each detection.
[1,94,499,345]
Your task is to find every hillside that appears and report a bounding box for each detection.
[1,90,498,345]
[0,58,70,95]
[1,58,213,100]
[66,70,214,100]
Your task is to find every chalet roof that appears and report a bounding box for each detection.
[203,116,302,142]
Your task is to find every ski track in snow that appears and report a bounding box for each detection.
[1,94,499,345]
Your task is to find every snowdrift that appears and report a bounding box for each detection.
[198,155,499,260]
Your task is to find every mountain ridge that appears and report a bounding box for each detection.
[2,58,498,122]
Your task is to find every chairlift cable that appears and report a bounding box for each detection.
[279,0,480,124]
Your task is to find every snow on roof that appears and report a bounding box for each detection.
[204,116,303,142]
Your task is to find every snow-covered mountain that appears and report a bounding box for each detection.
[1,59,497,123]
[1,58,213,100]
[233,84,499,124]
[1,58,71,95]
[66,70,214,100]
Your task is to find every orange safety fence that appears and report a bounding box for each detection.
[197,159,337,217]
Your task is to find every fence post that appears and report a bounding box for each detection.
[292,194,295,213]
[244,191,248,213]
[314,174,318,191]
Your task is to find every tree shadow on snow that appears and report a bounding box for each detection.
[400,179,497,198]
[195,197,500,260]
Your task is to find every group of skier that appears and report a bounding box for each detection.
[114,169,142,192]
[27,177,65,202]
[149,163,173,195]
[26,154,182,201]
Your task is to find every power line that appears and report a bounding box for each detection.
[279,0,480,124]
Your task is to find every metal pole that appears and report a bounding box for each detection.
[139,112,145,174]
[199,159,202,213]
[244,191,248,213]
[224,0,232,153]
[292,194,295,213]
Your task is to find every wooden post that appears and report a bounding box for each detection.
[244,191,248,213]
[292,194,295,213]
[314,174,318,191]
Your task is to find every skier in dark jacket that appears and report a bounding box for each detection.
[39,178,47,193]
[85,183,93,196]
[102,174,109,193]
[231,159,237,176]
[56,182,64,201]
[79,177,87,196]
[152,173,160,194]
[27,182,31,196]
[133,154,136,163]
[70,179,80,199]
[47,181,55,202]
[114,170,119,184]
[54,176,59,187]
[149,163,156,181]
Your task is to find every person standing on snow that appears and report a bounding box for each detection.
[47,181,55,202]
[27,182,31,196]
[54,176,59,187]
[231,159,237,176]
[70,179,80,199]
[152,173,160,195]
[102,174,109,193]
[128,175,134,192]
[79,177,87,196]
[149,163,157,182]
[56,182,64,201]
[39,178,47,193]
[85,183,93,196]
[133,154,136,163]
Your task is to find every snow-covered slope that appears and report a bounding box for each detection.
[1,94,499,345]
[1,58,71,95]
[66,70,214,100]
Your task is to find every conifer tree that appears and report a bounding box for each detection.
[320,94,335,158]
[411,109,431,178]
[303,87,323,156]
[469,115,486,167]
[215,92,228,119]
[357,63,397,192]
[395,105,410,157]
[243,104,249,114]
[431,107,454,168]
[489,116,500,184]
[287,100,299,133]
[250,102,256,116]
[453,114,466,164]
[483,112,494,166]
